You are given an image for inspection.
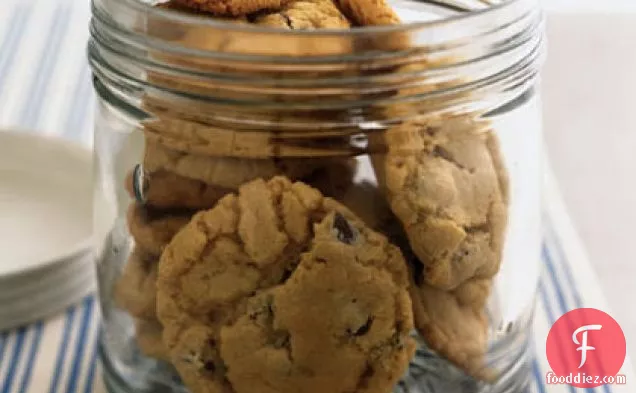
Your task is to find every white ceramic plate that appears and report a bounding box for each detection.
[0,130,93,278]
[0,130,105,330]
[0,253,96,330]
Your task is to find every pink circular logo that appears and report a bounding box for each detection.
[546,308,626,388]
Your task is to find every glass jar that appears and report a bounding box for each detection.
[89,1,546,392]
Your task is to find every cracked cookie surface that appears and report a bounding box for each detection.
[251,0,352,56]
[156,176,415,393]
[253,0,350,29]
[375,113,509,291]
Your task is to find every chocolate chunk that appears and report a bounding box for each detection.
[349,317,373,336]
[333,212,358,245]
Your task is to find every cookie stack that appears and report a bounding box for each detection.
[115,148,361,363]
[110,0,511,392]
[374,113,509,380]
[114,203,186,362]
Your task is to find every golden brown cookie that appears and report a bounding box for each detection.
[155,0,208,13]
[253,0,351,29]
[127,203,192,257]
[170,0,292,16]
[135,318,171,362]
[373,113,509,291]
[333,0,399,26]
[409,268,494,381]
[143,140,325,191]
[156,177,415,393]
[125,168,232,210]
[141,116,274,159]
[114,248,158,320]
[142,112,363,159]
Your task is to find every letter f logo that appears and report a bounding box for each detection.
[572,325,602,368]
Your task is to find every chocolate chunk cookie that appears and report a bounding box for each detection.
[253,0,353,57]
[135,318,171,362]
[409,270,494,381]
[127,203,192,257]
[114,248,158,320]
[153,0,351,57]
[142,112,363,159]
[141,114,274,159]
[143,140,324,191]
[141,137,360,201]
[156,176,415,393]
[373,113,509,291]
[253,0,351,29]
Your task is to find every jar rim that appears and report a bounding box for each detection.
[102,0,537,36]
[89,0,545,118]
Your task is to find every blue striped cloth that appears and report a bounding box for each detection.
[0,0,633,392]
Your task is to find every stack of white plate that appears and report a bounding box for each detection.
[0,130,112,331]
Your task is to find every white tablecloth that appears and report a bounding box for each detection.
[0,0,633,392]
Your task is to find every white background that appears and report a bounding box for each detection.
[540,1,636,358]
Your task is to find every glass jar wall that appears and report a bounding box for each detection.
[89,1,546,392]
